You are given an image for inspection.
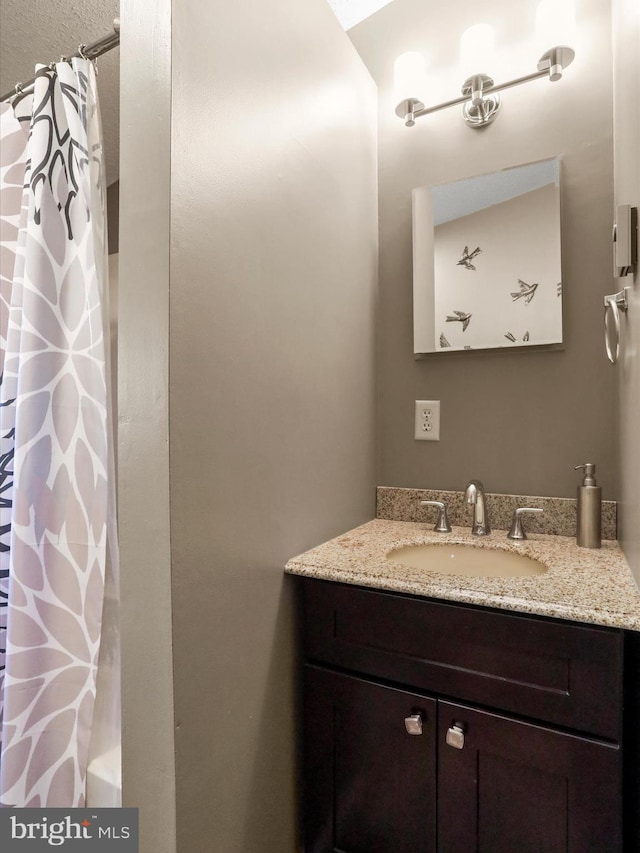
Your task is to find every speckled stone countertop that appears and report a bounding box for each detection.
[285,519,640,632]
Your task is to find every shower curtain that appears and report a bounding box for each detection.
[0,58,118,806]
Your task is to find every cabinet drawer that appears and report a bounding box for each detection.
[301,579,623,740]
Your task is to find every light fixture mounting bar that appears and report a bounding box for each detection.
[396,43,575,129]
[408,68,550,124]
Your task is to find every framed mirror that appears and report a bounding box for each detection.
[413,158,563,355]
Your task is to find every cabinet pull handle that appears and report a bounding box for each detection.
[404,714,423,735]
[446,722,465,749]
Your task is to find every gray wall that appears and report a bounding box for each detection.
[119,2,176,853]
[169,1,378,851]
[350,0,617,500]
[613,0,640,584]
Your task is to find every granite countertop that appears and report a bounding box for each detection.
[285,519,640,632]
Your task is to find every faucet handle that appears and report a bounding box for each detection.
[507,507,544,541]
[419,500,452,533]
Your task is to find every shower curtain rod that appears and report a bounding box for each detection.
[0,18,120,103]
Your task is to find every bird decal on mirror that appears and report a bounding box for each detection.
[511,279,539,304]
[505,330,531,343]
[457,245,482,270]
[446,310,472,331]
[439,333,451,348]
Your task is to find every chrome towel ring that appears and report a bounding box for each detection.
[604,287,630,364]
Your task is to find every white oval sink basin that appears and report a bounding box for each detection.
[386,543,547,578]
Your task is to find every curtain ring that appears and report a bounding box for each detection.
[78,43,90,60]
[14,82,23,95]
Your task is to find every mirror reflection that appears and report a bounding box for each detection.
[413,158,563,354]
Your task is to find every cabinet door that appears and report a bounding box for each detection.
[438,701,622,853]
[304,665,437,853]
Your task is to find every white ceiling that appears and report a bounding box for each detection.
[0,0,390,186]
[327,0,395,29]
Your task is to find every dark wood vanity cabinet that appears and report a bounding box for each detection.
[299,578,639,853]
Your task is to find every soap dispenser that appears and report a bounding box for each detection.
[574,463,602,549]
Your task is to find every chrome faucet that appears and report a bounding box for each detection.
[465,480,491,536]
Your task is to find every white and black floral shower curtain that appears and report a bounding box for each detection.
[0,58,118,806]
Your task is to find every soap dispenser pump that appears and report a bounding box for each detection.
[574,463,602,549]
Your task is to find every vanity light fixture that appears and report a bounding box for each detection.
[395,0,576,129]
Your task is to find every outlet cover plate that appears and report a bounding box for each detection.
[415,400,440,441]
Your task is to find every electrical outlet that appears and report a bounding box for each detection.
[415,400,440,441]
